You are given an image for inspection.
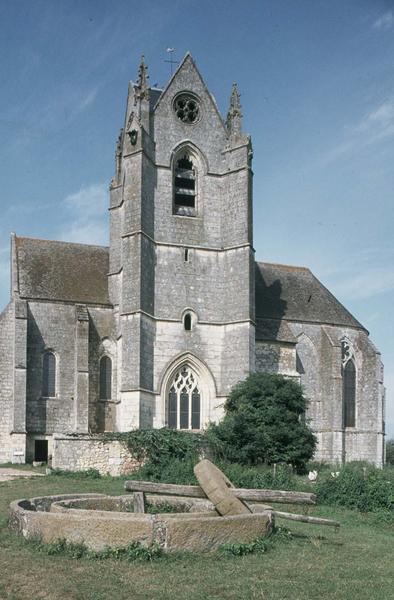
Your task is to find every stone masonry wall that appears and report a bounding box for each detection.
[255,341,298,377]
[26,302,78,434]
[87,307,117,433]
[0,302,15,462]
[52,434,142,476]
[288,321,384,466]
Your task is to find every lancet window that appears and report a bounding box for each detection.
[168,365,201,430]
[341,341,356,428]
[42,352,56,397]
[99,356,112,400]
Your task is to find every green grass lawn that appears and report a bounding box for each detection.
[0,473,393,600]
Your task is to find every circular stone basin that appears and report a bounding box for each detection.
[9,493,273,552]
[50,494,215,514]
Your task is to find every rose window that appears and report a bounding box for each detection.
[174,94,200,124]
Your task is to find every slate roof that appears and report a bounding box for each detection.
[15,236,110,305]
[255,262,366,332]
[150,87,163,109]
[12,236,365,331]
[255,318,297,343]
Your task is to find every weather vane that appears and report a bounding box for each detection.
[165,48,179,76]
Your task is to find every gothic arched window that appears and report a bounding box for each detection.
[173,154,196,216]
[167,365,201,430]
[341,341,356,428]
[42,352,56,397]
[99,356,112,400]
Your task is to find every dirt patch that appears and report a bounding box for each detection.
[0,468,45,483]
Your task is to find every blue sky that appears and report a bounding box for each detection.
[0,0,393,437]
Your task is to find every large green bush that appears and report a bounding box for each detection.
[206,373,316,471]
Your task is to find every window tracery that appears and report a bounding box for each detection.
[341,341,356,428]
[173,93,200,124]
[168,365,201,430]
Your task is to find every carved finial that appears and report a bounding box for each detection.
[226,82,242,136]
[136,55,150,101]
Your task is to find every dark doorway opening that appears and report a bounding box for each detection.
[34,440,48,462]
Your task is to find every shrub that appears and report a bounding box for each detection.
[132,458,300,490]
[49,468,101,479]
[106,428,207,484]
[132,456,198,484]
[315,463,394,514]
[35,538,163,561]
[206,373,316,472]
[214,461,298,490]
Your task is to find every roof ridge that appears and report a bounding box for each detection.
[15,234,109,250]
[258,260,310,273]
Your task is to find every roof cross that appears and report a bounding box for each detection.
[164,48,179,75]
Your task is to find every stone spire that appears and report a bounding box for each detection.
[135,55,150,102]
[226,83,242,136]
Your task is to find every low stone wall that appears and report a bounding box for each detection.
[52,434,142,476]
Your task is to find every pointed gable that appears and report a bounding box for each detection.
[153,53,228,171]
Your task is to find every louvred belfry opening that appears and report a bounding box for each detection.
[174,155,196,216]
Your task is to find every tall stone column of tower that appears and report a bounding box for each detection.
[109,54,255,431]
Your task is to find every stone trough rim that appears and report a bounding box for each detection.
[8,493,273,552]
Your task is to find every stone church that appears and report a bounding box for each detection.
[0,54,385,467]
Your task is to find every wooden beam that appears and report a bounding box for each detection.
[273,511,340,527]
[124,480,316,505]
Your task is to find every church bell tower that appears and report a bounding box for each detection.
[109,54,255,430]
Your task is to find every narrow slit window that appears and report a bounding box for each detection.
[184,248,189,262]
[99,356,112,400]
[184,313,192,331]
[174,155,196,216]
[42,352,56,397]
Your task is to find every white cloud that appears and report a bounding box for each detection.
[355,99,394,138]
[322,246,394,301]
[36,86,99,132]
[74,88,98,113]
[373,12,394,31]
[59,183,108,246]
[331,266,394,300]
[321,98,394,165]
